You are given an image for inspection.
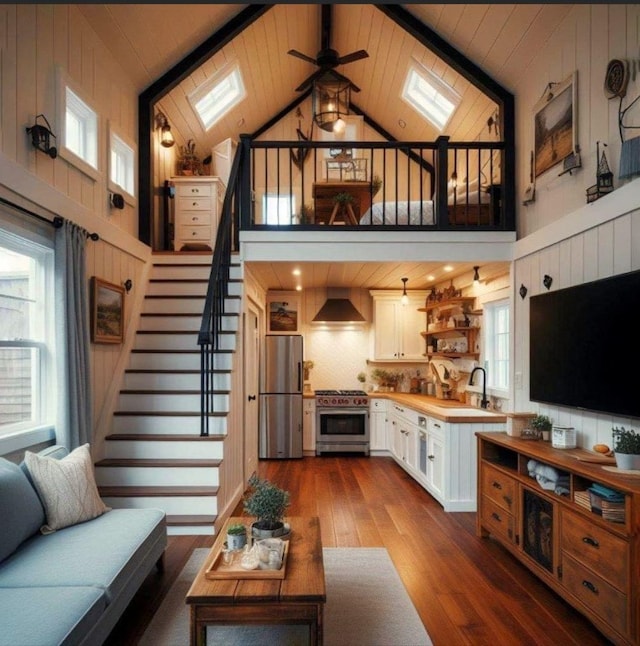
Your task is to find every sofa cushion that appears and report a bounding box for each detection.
[0,508,166,603]
[0,458,45,563]
[24,444,109,533]
[0,586,106,646]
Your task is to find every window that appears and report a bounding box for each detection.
[57,68,100,180]
[402,62,460,131]
[109,124,137,205]
[263,195,296,225]
[189,63,246,131]
[0,222,55,450]
[484,298,509,391]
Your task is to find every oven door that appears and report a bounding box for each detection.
[316,408,369,454]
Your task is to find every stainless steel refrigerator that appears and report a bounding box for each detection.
[259,335,303,458]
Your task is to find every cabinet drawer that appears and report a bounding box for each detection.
[561,552,627,636]
[177,197,212,211]
[176,184,212,197]
[481,495,515,544]
[427,417,444,436]
[561,510,628,591]
[176,212,211,226]
[481,464,516,513]
[369,399,386,412]
[177,225,212,241]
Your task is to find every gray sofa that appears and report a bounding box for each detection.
[0,445,167,646]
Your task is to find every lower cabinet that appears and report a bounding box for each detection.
[369,398,387,452]
[477,432,639,645]
[302,399,316,454]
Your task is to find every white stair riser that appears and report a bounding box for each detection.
[112,415,227,435]
[123,372,230,390]
[129,352,233,371]
[117,393,228,412]
[104,440,223,460]
[135,333,236,351]
[152,266,212,280]
[143,297,205,314]
[147,282,209,297]
[102,496,218,516]
[95,466,219,487]
[139,315,238,332]
[168,525,215,536]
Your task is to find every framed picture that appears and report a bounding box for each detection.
[267,292,300,333]
[533,72,577,178]
[90,277,124,344]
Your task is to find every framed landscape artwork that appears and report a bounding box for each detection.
[91,277,124,343]
[533,72,577,177]
[267,292,299,334]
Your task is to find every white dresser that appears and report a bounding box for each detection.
[171,177,221,252]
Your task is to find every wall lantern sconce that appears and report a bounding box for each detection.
[400,277,409,305]
[313,69,355,133]
[25,114,57,159]
[123,279,133,293]
[543,274,553,290]
[519,284,528,299]
[473,266,481,286]
[109,192,125,210]
[155,111,175,148]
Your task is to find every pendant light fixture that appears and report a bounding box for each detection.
[401,277,409,305]
[473,266,481,286]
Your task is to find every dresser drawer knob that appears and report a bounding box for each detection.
[192,201,198,206]
[492,481,502,490]
[582,580,599,595]
[503,495,512,506]
[582,536,599,548]
[491,512,502,522]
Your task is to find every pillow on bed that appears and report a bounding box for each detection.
[24,444,110,534]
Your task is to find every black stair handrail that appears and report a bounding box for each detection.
[198,140,245,436]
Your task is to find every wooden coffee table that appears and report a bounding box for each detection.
[186,516,325,645]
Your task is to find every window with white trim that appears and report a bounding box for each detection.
[263,195,296,225]
[483,299,509,391]
[109,124,137,205]
[401,61,460,131]
[57,68,100,180]
[0,225,55,445]
[189,62,246,131]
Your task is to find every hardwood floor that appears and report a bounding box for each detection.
[104,455,611,645]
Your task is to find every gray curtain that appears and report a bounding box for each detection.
[54,219,92,449]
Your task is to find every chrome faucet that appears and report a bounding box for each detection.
[468,367,489,409]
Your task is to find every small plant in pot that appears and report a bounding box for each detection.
[243,474,290,539]
[226,523,247,551]
[530,415,552,441]
[612,427,640,471]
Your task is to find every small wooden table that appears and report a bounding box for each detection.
[186,516,325,645]
[312,181,372,225]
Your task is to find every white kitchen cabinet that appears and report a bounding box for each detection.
[418,418,444,501]
[370,291,427,361]
[172,177,221,252]
[302,399,316,454]
[369,398,387,452]
[389,403,418,474]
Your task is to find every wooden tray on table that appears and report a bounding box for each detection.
[204,540,290,580]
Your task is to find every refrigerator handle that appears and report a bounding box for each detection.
[297,361,302,391]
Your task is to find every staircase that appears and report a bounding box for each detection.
[95,253,242,535]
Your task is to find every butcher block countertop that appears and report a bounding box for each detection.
[305,391,506,423]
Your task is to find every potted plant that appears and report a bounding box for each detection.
[612,427,640,470]
[357,371,367,390]
[226,522,247,551]
[372,174,383,197]
[243,475,290,538]
[530,415,552,441]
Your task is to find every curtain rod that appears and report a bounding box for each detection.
[0,195,99,240]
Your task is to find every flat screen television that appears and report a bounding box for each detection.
[529,269,640,419]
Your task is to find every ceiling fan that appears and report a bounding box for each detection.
[288,4,369,93]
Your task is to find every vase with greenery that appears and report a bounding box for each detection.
[333,192,355,205]
[357,371,367,390]
[612,427,640,470]
[530,414,552,441]
[243,475,290,538]
[370,368,403,392]
[226,522,247,550]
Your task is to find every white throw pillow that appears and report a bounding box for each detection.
[24,444,110,534]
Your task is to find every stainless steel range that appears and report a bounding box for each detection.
[315,390,369,455]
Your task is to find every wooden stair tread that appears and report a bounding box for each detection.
[106,433,225,441]
[140,312,238,317]
[124,369,230,374]
[113,411,227,418]
[131,349,233,354]
[98,485,219,496]
[95,458,222,467]
[149,278,208,283]
[136,330,235,335]
[119,389,229,395]
[166,514,217,526]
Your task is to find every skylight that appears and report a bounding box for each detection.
[189,63,246,131]
[401,63,460,131]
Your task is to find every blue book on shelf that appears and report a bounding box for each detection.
[588,483,624,501]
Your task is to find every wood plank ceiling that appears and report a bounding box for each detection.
[76,3,573,290]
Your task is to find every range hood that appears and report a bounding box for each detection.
[312,288,365,323]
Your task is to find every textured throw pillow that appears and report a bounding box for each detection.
[24,444,110,534]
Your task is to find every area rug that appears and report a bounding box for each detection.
[139,547,432,646]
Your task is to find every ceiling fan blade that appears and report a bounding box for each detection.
[287,49,318,65]
[338,50,369,65]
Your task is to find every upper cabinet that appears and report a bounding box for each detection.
[370,291,426,362]
[419,297,480,360]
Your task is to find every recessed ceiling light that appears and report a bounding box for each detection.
[292,269,301,276]
[444,265,453,272]
[295,285,302,291]
[427,274,435,281]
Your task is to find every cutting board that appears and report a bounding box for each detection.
[571,448,615,464]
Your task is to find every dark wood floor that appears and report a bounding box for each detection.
[104,455,611,645]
